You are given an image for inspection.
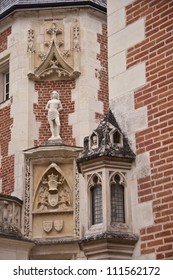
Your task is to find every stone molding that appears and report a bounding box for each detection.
[80,231,138,260]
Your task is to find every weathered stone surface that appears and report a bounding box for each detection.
[0,194,23,239]
[77,109,135,166]
[81,231,138,243]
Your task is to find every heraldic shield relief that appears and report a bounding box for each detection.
[43,221,53,233]
[43,220,64,233]
[33,163,72,213]
[54,220,64,232]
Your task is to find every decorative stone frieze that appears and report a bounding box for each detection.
[28,21,81,81]
[74,164,80,238]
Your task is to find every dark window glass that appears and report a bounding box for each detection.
[113,131,120,144]
[111,174,125,223]
[91,175,103,225]
[4,72,9,100]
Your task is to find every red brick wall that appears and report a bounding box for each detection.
[126,0,173,259]
[96,24,109,120]
[0,26,14,194]
[0,102,14,194]
[0,27,11,53]
[34,80,76,146]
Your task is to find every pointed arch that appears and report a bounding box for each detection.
[88,173,103,225]
[110,172,126,224]
[33,162,72,212]
[28,39,80,81]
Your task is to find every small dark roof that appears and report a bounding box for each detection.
[0,0,106,19]
[77,109,135,166]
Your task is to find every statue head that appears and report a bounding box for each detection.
[51,90,59,99]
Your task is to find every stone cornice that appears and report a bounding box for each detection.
[0,1,106,20]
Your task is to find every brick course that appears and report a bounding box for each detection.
[96,23,109,119]
[126,0,173,259]
[0,26,14,194]
[0,102,14,194]
[0,27,11,53]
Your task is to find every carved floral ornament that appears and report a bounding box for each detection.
[27,21,81,81]
[33,163,72,213]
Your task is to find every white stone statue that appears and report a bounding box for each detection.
[45,90,62,141]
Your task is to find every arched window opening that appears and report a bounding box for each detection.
[111,174,125,223]
[113,131,121,145]
[90,132,98,150]
[109,128,123,148]
[90,174,102,225]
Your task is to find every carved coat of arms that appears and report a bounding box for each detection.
[43,221,53,233]
[48,193,59,207]
[54,220,64,232]
[35,163,72,213]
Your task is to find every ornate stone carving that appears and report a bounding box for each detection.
[0,195,22,237]
[43,221,53,233]
[33,163,72,213]
[24,146,82,239]
[54,220,64,232]
[45,90,63,144]
[28,21,80,81]
[47,22,62,38]
[63,50,70,60]
[24,158,31,237]
[43,219,64,233]
[74,164,80,238]
[73,25,80,52]
[109,171,126,186]
[27,29,34,53]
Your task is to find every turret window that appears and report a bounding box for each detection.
[110,174,125,223]
[109,128,123,148]
[90,174,102,225]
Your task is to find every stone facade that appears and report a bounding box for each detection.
[0,0,173,260]
[0,0,108,259]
